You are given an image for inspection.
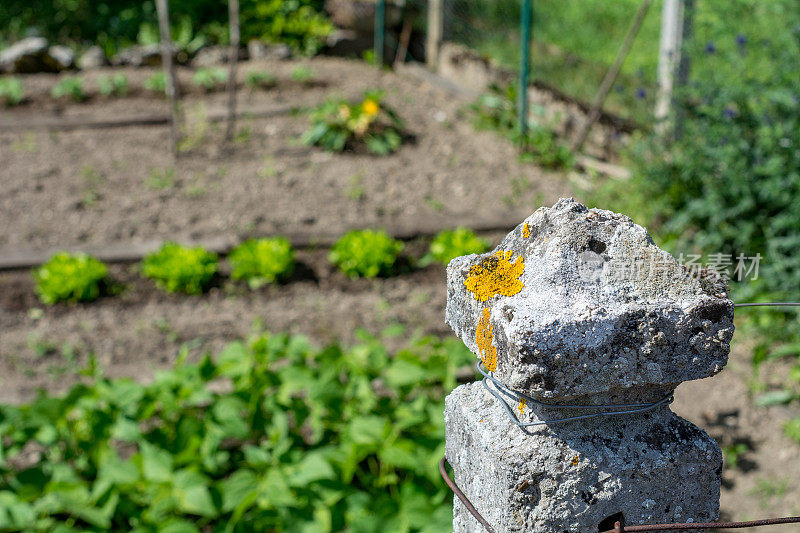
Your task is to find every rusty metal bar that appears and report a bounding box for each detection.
[440,456,800,533]
[438,457,497,533]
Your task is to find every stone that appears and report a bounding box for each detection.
[446,198,733,401]
[77,46,106,70]
[443,198,732,532]
[0,37,51,73]
[247,40,291,61]
[445,382,722,532]
[113,44,176,67]
[47,45,74,70]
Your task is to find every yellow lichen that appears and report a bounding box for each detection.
[517,398,526,414]
[571,455,579,467]
[476,307,497,372]
[464,250,525,302]
[522,223,531,238]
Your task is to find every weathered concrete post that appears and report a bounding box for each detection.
[444,198,734,531]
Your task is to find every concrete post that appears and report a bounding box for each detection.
[444,198,733,531]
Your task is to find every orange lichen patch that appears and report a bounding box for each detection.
[571,455,579,467]
[522,223,531,238]
[476,307,497,372]
[464,250,525,302]
[517,398,526,414]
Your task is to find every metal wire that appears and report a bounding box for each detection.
[440,456,800,533]
[477,362,674,427]
[734,302,800,308]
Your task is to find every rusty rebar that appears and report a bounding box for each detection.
[438,457,497,533]
[440,456,800,533]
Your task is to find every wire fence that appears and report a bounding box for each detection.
[372,0,798,139]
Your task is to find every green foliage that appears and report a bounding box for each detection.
[192,67,227,91]
[722,442,751,470]
[427,228,490,266]
[240,1,333,56]
[229,237,295,289]
[96,73,128,97]
[1,0,330,57]
[472,84,574,169]
[244,70,276,89]
[0,76,24,105]
[141,242,218,294]
[329,230,404,278]
[33,252,108,305]
[0,330,474,531]
[143,72,167,94]
[51,76,86,102]
[303,90,405,155]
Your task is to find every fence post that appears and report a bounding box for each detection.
[154,0,181,158]
[426,0,443,69]
[443,198,733,531]
[225,0,240,144]
[655,0,683,136]
[518,0,532,139]
[374,0,386,67]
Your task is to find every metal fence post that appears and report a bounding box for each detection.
[374,0,386,67]
[518,0,532,140]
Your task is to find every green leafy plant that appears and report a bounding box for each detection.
[241,1,333,55]
[303,90,405,155]
[97,73,128,96]
[229,237,295,289]
[145,167,175,189]
[51,76,86,102]
[329,229,404,278]
[192,67,227,91]
[141,242,218,294]
[290,65,314,83]
[33,252,108,304]
[144,71,166,94]
[245,69,276,89]
[0,76,24,105]
[472,83,574,169]
[0,329,471,531]
[427,227,490,266]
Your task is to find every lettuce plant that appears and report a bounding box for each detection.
[428,227,490,266]
[329,229,403,278]
[142,242,218,294]
[229,237,295,289]
[33,252,108,304]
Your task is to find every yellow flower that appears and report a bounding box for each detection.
[464,250,525,302]
[476,308,497,372]
[362,98,380,117]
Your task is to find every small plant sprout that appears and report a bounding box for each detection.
[229,237,295,289]
[245,70,276,89]
[192,67,227,91]
[302,89,404,155]
[144,71,167,94]
[97,73,129,96]
[329,229,404,278]
[141,242,218,294]
[290,65,314,83]
[51,76,86,102]
[0,76,25,105]
[33,252,108,304]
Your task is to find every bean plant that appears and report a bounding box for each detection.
[0,330,473,531]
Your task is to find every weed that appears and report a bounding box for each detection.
[51,76,86,102]
[145,167,175,190]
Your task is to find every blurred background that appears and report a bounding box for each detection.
[1,0,799,531]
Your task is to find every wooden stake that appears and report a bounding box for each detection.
[571,0,653,153]
[393,5,416,69]
[225,0,240,143]
[155,0,181,157]
[654,0,683,135]
[426,0,443,69]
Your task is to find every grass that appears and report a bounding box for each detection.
[451,0,796,122]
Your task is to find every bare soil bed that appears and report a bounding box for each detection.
[1,55,798,528]
[0,56,568,252]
